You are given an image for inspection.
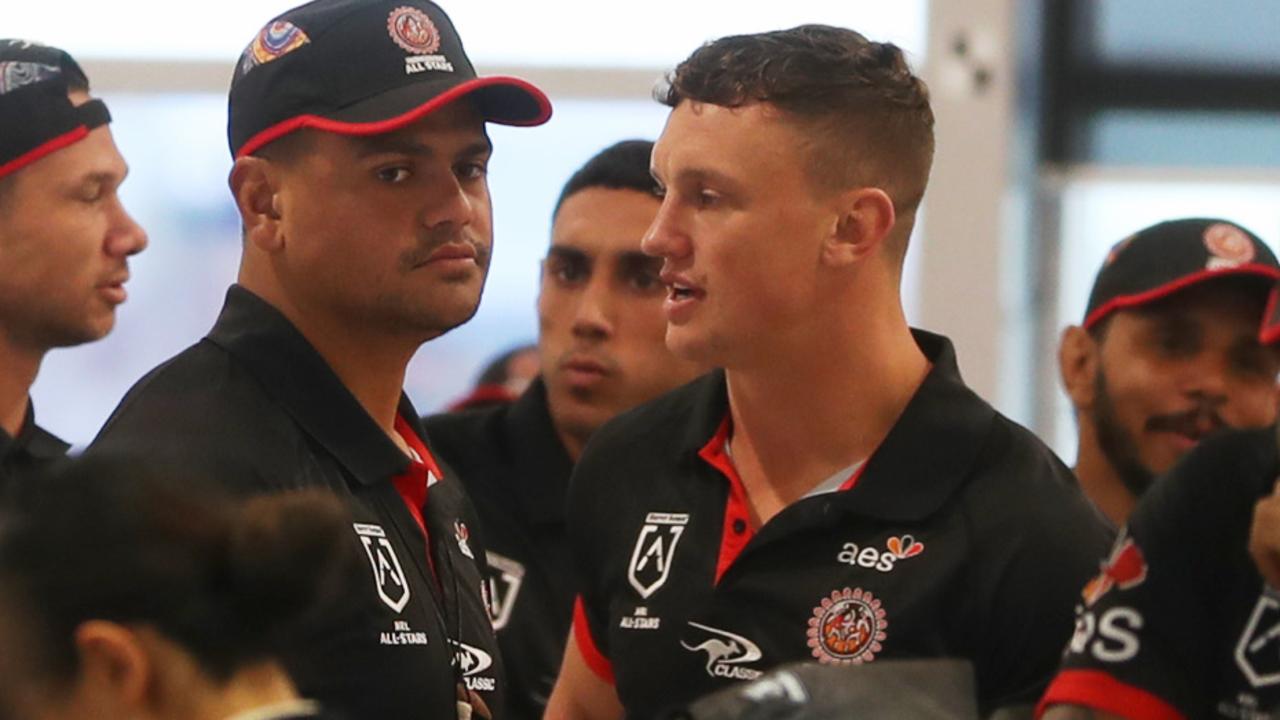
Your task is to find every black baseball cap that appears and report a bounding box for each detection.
[1083,218,1280,330]
[228,0,552,158]
[0,40,111,179]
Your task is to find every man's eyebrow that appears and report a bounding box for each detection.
[615,250,661,271]
[546,245,590,262]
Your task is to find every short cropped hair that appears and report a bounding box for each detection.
[552,139,658,220]
[659,24,934,222]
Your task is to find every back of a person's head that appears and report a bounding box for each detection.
[553,139,658,219]
[659,25,934,231]
[0,454,359,688]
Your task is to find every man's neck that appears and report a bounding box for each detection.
[725,318,929,525]
[0,334,43,438]
[239,279,417,443]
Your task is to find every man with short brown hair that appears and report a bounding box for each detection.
[547,25,1108,719]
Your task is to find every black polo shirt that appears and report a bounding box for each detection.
[423,378,575,720]
[90,285,505,720]
[1040,426,1280,720]
[0,405,70,501]
[569,330,1111,719]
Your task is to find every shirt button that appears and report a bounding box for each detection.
[732,518,747,535]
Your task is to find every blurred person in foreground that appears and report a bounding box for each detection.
[423,140,707,720]
[1058,219,1280,530]
[0,455,357,720]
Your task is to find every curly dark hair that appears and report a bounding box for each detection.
[658,24,934,228]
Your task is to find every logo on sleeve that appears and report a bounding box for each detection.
[807,588,888,665]
[1236,591,1280,688]
[354,523,411,614]
[1082,536,1148,607]
[681,622,764,680]
[484,551,525,631]
[628,512,689,599]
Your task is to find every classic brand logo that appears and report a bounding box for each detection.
[484,551,525,631]
[628,512,689,599]
[806,587,888,665]
[681,622,764,680]
[450,640,497,692]
[355,523,411,614]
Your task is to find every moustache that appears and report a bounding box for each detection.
[1145,404,1226,439]
[400,231,490,270]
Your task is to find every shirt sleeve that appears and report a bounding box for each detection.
[1037,431,1267,719]
[565,440,618,684]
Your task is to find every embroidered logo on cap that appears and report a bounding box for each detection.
[0,61,60,95]
[1204,222,1255,269]
[387,6,454,75]
[806,587,887,665]
[239,21,310,76]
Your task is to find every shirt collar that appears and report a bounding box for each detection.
[682,329,996,522]
[0,402,70,463]
[205,284,418,487]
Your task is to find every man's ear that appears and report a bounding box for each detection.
[821,187,896,268]
[1060,325,1101,410]
[73,620,151,708]
[229,156,285,253]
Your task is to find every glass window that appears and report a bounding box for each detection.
[8,1,927,65]
[1079,110,1280,167]
[1088,0,1280,71]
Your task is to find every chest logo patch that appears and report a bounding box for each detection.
[628,512,689,599]
[837,534,925,572]
[807,587,888,665]
[454,519,475,559]
[354,523,411,614]
[1235,591,1280,688]
[450,640,497,693]
[484,551,525,631]
[681,621,764,680]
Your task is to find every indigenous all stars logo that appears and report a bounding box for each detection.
[627,512,689,599]
[354,523,411,614]
[1081,536,1147,607]
[1204,223,1256,269]
[807,588,887,665]
[387,6,441,54]
[239,21,309,75]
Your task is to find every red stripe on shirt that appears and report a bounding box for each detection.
[1036,669,1185,720]
[573,596,615,684]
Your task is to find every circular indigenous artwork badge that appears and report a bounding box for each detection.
[387,6,441,55]
[806,587,888,665]
[1203,223,1255,264]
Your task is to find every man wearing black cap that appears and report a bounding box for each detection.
[1058,218,1280,529]
[89,2,551,718]
[0,39,147,494]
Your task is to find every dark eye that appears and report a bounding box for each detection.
[696,188,720,208]
[1231,345,1280,379]
[376,166,412,184]
[628,269,662,293]
[457,161,488,181]
[547,258,587,285]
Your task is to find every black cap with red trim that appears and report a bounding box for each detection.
[0,40,112,179]
[228,0,552,159]
[1083,218,1280,330]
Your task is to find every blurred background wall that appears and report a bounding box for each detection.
[11,0,1280,465]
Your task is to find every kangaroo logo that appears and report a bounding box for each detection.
[681,621,764,680]
[627,512,689,599]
